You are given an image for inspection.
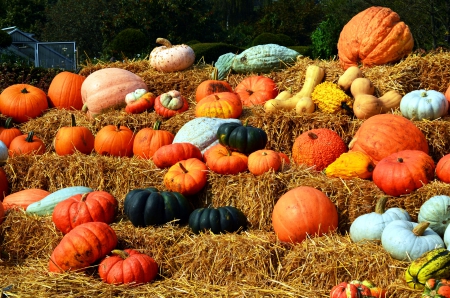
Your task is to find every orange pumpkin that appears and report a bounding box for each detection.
[0,117,22,148]
[195,72,233,103]
[3,188,51,211]
[154,90,189,118]
[0,84,49,123]
[9,131,46,157]
[125,90,156,114]
[337,6,414,70]
[234,75,278,106]
[278,152,291,171]
[0,168,9,201]
[94,124,135,157]
[54,114,95,155]
[152,142,203,169]
[272,186,338,243]
[436,154,450,183]
[133,121,174,159]
[203,144,248,175]
[445,85,450,112]
[195,92,242,119]
[248,149,282,176]
[47,71,86,110]
[163,158,208,196]
[292,128,348,171]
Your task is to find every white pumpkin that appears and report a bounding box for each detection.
[349,197,411,243]
[0,140,8,165]
[400,89,448,120]
[418,195,450,237]
[443,224,450,247]
[381,220,444,261]
[150,38,195,72]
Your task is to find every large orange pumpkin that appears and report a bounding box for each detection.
[94,124,135,157]
[348,114,429,165]
[0,117,22,148]
[195,92,243,119]
[3,188,51,211]
[337,6,414,70]
[163,158,208,196]
[54,114,95,155]
[48,71,86,110]
[133,121,174,159]
[195,71,233,103]
[272,186,338,243]
[234,75,278,106]
[0,84,49,123]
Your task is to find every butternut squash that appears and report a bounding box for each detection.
[275,90,293,100]
[379,90,402,113]
[353,94,383,119]
[350,78,375,97]
[338,66,363,91]
[295,97,315,114]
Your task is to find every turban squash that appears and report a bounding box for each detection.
[337,6,414,70]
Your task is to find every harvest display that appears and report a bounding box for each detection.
[2,5,450,298]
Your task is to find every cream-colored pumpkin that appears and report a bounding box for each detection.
[150,38,195,72]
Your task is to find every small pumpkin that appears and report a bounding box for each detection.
[3,188,51,211]
[436,154,450,183]
[203,144,248,175]
[217,120,268,155]
[149,38,195,72]
[234,75,278,106]
[154,90,189,118]
[325,151,375,179]
[330,281,372,298]
[124,89,156,114]
[195,69,233,102]
[152,142,203,169]
[9,131,46,157]
[98,249,158,285]
[0,117,22,148]
[133,121,174,159]
[400,89,448,120]
[54,114,95,155]
[418,195,450,237]
[422,278,450,298]
[47,71,86,110]
[94,124,135,157]
[195,91,243,119]
[248,149,281,176]
[163,158,208,196]
[188,206,247,234]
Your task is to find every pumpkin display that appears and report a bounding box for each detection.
[152,142,203,169]
[188,206,247,234]
[0,167,9,200]
[195,91,243,119]
[133,121,174,159]
[234,75,278,107]
[348,114,429,164]
[436,154,450,183]
[9,131,46,157]
[98,249,158,285]
[422,278,450,298]
[3,188,51,211]
[372,150,435,197]
[195,70,233,102]
[325,151,375,179]
[94,124,135,157]
[418,195,450,237]
[0,117,22,148]
[337,6,414,70]
[154,90,189,118]
[400,89,449,121]
[272,186,338,243]
[292,128,347,171]
[203,144,248,175]
[54,114,95,155]
[217,120,268,155]
[149,38,195,72]
[329,281,372,298]
[0,84,49,123]
[248,149,282,176]
[124,89,156,114]
[123,188,192,227]
[81,67,148,119]
[47,71,86,110]
[349,196,412,243]
[163,158,208,196]
[52,190,118,234]
[381,220,443,261]
[48,221,117,273]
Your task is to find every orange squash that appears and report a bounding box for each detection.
[3,188,51,211]
[133,121,174,159]
[203,144,248,175]
[48,71,86,110]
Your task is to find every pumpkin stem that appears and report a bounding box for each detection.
[70,114,77,127]
[21,88,29,94]
[413,221,430,236]
[246,89,254,96]
[80,193,89,202]
[178,162,188,173]
[156,37,172,48]
[213,94,220,101]
[421,91,428,97]
[211,67,219,80]
[153,120,161,130]
[111,249,129,259]
[243,119,249,127]
[4,117,13,129]
[308,132,318,140]
[374,197,388,214]
[397,157,404,163]
[225,146,233,156]
[116,124,121,131]
[25,131,35,142]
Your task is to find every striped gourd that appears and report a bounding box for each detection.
[405,247,450,290]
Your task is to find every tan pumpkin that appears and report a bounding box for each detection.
[353,94,383,119]
[350,78,375,97]
[338,66,363,91]
[325,151,375,179]
[149,38,195,72]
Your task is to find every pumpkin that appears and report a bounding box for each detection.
[217,120,268,154]
[163,158,208,196]
[3,188,51,211]
[48,221,117,273]
[292,128,348,171]
[173,117,241,154]
[47,71,86,110]
[152,142,203,169]
[188,206,247,234]
[330,281,372,298]
[123,188,192,227]
[234,75,278,107]
[278,152,291,171]
[54,114,95,155]
[133,121,174,159]
[195,91,243,119]
[248,149,281,176]
[372,150,435,197]
[350,78,375,97]
[337,66,363,92]
[356,280,388,298]
[26,186,93,216]
[94,124,135,157]
[52,190,118,234]
[203,144,248,175]
[81,68,148,119]
[337,6,414,70]
[325,151,375,179]
[400,89,448,120]
[154,90,189,118]
[0,167,9,201]
[0,84,49,123]
[0,117,22,148]
[422,278,450,298]
[352,94,383,119]
[311,81,353,114]
[98,249,158,285]
[445,85,450,109]
[381,220,444,261]
[9,131,46,157]
[418,195,450,237]
[195,69,233,102]
[349,196,412,243]
[149,38,195,72]
[272,186,338,243]
[348,114,429,164]
[124,89,156,114]
[436,154,450,183]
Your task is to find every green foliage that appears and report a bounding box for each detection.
[287,45,312,57]
[0,30,12,48]
[108,28,148,59]
[310,18,341,59]
[190,43,243,65]
[252,32,295,46]
[223,23,255,47]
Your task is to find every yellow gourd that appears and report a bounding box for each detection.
[338,66,363,92]
[325,151,375,179]
[311,81,353,114]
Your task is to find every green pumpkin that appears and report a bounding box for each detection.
[217,120,267,154]
[124,188,192,227]
[188,206,247,234]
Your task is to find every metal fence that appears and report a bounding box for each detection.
[36,42,76,70]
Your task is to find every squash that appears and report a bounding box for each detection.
[152,143,203,169]
[203,144,248,175]
[216,120,268,155]
[418,195,450,237]
[436,154,450,183]
[379,90,402,112]
[337,66,363,91]
[124,89,156,114]
[3,188,51,211]
[234,75,278,106]
[94,124,135,157]
[400,89,448,120]
[294,96,315,114]
[133,121,174,159]
[422,278,450,298]
[188,206,247,234]
[325,151,375,179]
[248,149,282,176]
[195,92,243,119]
[352,94,383,119]
[54,114,95,156]
[9,131,46,157]
[150,38,195,72]
[311,81,353,114]
[154,90,189,118]
[330,281,372,298]
[350,77,375,97]
[163,158,208,196]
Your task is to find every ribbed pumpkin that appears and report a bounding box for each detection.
[337,6,414,70]
[292,128,348,171]
[0,117,22,148]
[48,71,86,110]
[152,142,203,169]
[195,71,233,103]
[348,114,429,164]
[400,90,448,120]
[248,149,281,176]
[436,154,450,183]
[325,151,375,180]
[125,90,156,114]
[217,120,268,155]
[133,121,174,159]
[9,131,46,157]
[163,158,208,196]
[3,188,50,211]
[203,144,248,175]
[154,90,189,118]
[188,206,247,234]
[234,75,278,106]
[195,92,243,119]
[54,114,95,155]
[94,124,135,157]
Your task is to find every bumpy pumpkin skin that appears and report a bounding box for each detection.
[436,154,450,183]
[48,71,86,110]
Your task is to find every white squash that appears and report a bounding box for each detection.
[418,195,450,237]
[400,89,448,120]
[150,38,195,72]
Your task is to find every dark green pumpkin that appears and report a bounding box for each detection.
[188,206,247,234]
[124,187,192,227]
[217,120,267,154]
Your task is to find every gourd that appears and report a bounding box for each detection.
[47,71,86,110]
[172,117,241,154]
[150,38,195,72]
[3,188,51,211]
[26,186,93,216]
[152,143,203,169]
[234,75,278,106]
[94,124,135,157]
[330,281,372,298]
[311,81,353,114]
[295,96,315,114]
[350,78,375,97]
[325,151,375,179]
[400,89,449,120]
[418,195,450,237]
[217,120,268,155]
[188,206,247,234]
[163,158,208,196]
[154,90,189,118]
[422,278,450,298]
[352,94,383,119]
[379,90,402,112]
[124,89,156,114]
[337,66,363,91]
